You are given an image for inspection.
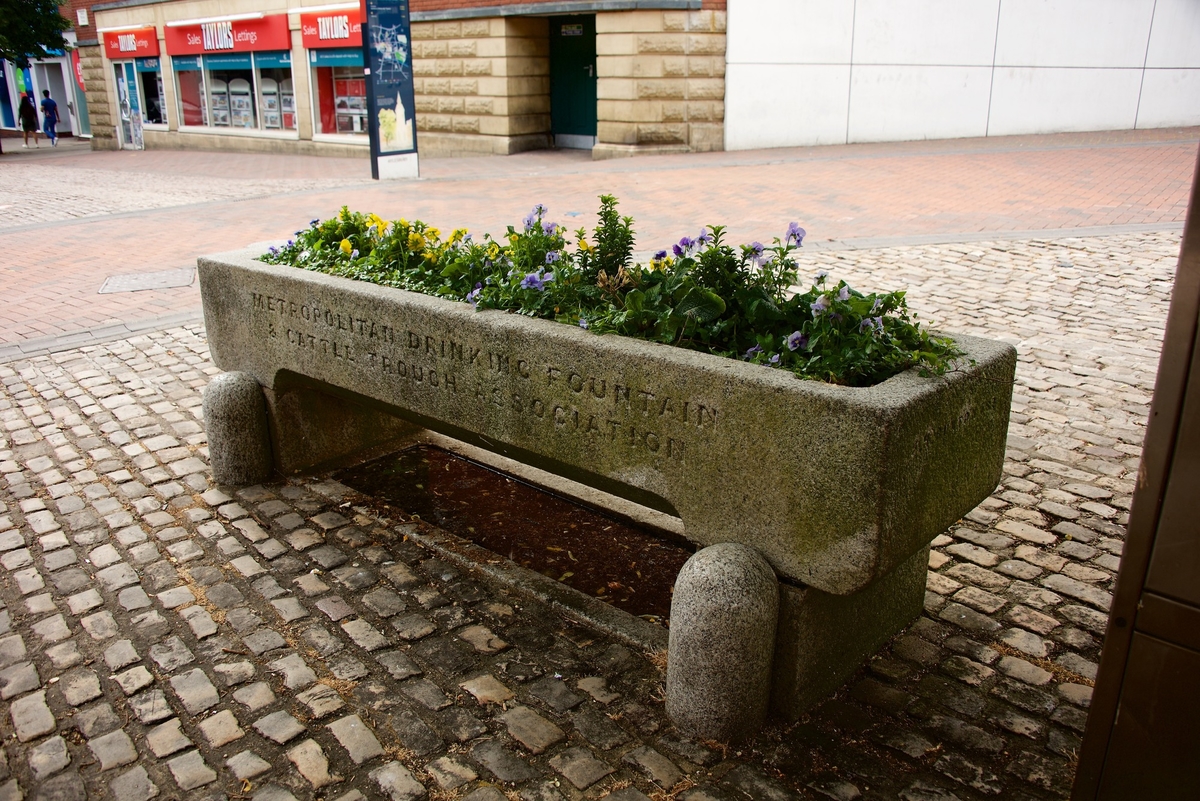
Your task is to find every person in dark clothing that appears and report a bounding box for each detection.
[40,90,60,146]
[18,94,40,147]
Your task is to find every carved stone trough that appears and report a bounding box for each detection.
[198,248,1016,728]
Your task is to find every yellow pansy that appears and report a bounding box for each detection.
[509,234,520,244]
[486,242,500,259]
[578,239,593,253]
[407,232,425,250]
[339,239,353,254]
[427,227,441,241]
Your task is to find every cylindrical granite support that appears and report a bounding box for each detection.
[666,542,779,743]
[202,371,273,486]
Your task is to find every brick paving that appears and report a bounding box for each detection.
[0,127,1196,350]
[0,222,1180,800]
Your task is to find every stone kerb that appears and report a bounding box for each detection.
[198,249,1016,596]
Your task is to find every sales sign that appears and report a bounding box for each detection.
[164,15,290,55]
[103,27,160,58]
[301,11,363,48]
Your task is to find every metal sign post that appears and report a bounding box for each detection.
[359,0,418,180]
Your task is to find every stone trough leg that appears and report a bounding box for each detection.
[666,543,779,743]
[202,371,273,486]
[666,543,930,740]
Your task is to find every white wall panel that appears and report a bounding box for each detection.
[1136,70,1200,128]
[1145,0,1200,69]
[722,0,1192,151]
[726,0,854,65]
[847,65,991,142]
[994,0,1155,68]
[724,64,850,150]
[852,0,999,66]
[987,67,1143,135]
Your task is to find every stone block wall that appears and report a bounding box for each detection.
[594,9,725,159]
[411,16,551,157]
[77,45,117,150]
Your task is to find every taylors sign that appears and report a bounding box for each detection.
[166,15,288,55]
[318,15,350,40]
[104,27,159,57]
[201,21,236,50]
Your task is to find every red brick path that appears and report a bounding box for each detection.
[0,127,1196,347]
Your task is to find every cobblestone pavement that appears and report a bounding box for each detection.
[0,127,1195,349]
[0,227,1176,800]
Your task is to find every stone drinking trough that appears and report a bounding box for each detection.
[198,249,1016,733]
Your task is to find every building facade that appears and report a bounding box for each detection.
[68,0,1200,158]
[84,0,727,157]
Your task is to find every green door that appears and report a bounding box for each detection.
[548,15,596,149]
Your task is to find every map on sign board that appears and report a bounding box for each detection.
[364,0,416,156]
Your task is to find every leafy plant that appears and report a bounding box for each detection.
[260,198,965,386]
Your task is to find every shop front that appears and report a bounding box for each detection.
[102,26,161,148]
[164,14,296,137]
[300,6,367,141]
[1,42,91,141]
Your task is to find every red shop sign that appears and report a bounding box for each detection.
[165,14,290,55]
[300,10,362,48]
[103,27,160,58]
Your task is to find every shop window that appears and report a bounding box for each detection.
[173,56,207,126]
[136,58,166,125]
[208,72,255,128]
[309,49,366,136]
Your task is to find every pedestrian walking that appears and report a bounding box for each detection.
[18,94,40,147]
[40,90,60,147]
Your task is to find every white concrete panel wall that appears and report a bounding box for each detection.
[847,66,992,142]
[725,65,851,149]
[725,0,1200,150]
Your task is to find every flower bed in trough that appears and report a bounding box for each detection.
[198,198,1016,727]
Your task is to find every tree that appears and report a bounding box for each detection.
[0,0,71,68]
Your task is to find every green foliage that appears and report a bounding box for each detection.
[0,0,71,68]
[260,198,966,386]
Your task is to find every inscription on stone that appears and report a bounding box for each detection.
[251,291,721,465]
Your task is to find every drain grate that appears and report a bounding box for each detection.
[99,268,195,294]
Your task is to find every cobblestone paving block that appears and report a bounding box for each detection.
[329,714,385,764]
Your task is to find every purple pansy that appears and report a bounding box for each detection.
[545,250,561,264]
[744,344,763,359]
[579,317,588,329]
[521,270,554,291]
[837,285,851,301]
[810,295,831,316]
[467,283,483,307]
[542,220,557,236]
[786,222,806,246]
[786,331,807,351]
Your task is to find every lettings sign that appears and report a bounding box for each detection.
[301,11,362,48]
[164,15,290,54]
[103,28,160,58]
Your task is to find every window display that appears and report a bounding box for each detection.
[136,57,165,125]
[256,53,295,131]
[172,56,207,126]
[310,49,366,136]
